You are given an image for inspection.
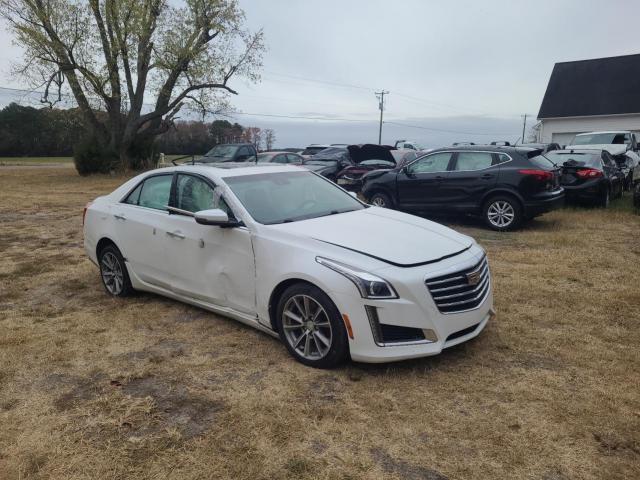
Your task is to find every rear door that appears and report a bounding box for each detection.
[111,173,174,289]
[440,151,499,209]
[396,151,453,210]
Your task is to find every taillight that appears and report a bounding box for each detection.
[519,169,553,181]
[83,202,92,226]
[576,168,603,178]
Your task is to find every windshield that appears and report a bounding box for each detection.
[544,151,601,168]
[225,171,365,225]
[203,145,239,161]
[305,148,348,163]
[301,146,328,156]
[572,133,629,145]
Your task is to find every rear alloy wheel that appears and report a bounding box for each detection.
[277,283,348,368]
[98,244,133,297]
[483,196,522,231]
[370,192,394,209]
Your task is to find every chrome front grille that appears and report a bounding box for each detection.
[425,256,490,314]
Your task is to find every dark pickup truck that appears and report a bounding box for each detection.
[199,143,258,163]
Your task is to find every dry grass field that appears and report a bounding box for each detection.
[1,166,639,480]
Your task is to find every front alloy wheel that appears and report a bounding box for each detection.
[282,295,333,360]
[277,283,348,368]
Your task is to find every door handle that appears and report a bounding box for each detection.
[434,175,446,180]
[481,174,495,180]
[166,230,185,239]
[114,213,126,221]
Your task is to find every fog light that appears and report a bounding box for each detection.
[422,329,438,342]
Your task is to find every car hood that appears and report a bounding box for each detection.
[271,207,473,267]
[565,144,627,156]
[347,144,396,164]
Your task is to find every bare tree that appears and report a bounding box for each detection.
[0,0,264,170]
[264,128,275,150]
[241,126,262,150]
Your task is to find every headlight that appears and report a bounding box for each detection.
[316,257,398,299]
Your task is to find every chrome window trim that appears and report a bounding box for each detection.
[405,150,513,174]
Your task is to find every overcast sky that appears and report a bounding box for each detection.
[2,0,640,148]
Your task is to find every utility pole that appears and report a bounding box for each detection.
[521,114,528,144]
[376,90,389,145]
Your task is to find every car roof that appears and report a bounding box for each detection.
[161,163,303,179]
[427,145,535,154]
[575,131,631,135]
[549,149,602,154]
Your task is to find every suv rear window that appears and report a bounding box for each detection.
[528,154,558,170]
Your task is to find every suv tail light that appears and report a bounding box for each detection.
[519,169,553,181]
[83,202,92,226]
[576,168,603,178]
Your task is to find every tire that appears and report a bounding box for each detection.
[276,283,349,369]
[98,244,134,297]
[369,192,394,209]
[483,195,523,231]
[599,188,610,208]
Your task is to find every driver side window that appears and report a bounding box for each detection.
[407,152,452,174]
[175,174,232,215]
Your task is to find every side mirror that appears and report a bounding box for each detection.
[195,209,239,227]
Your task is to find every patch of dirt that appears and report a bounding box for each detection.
[121,339,190,363]
[513,353,564,371]
[370,447,449,480]
[53,372,107,411]
[122,376,224,439]
[593,432,640,456]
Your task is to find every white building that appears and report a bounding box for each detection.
[537,53,640,145]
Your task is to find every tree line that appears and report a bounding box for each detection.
[0,103,275,158]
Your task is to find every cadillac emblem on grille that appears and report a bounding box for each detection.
[466,270,482,286]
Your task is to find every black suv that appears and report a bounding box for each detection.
[361,146,564,231]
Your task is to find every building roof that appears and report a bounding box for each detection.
[538,53,640,119]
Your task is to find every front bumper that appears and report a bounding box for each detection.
[329,246,494,363]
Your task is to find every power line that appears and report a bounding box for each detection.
[263,71,374,92]
[384,121,519,137]
[228,112,374,123]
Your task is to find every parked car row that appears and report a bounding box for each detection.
[187,131,637,232]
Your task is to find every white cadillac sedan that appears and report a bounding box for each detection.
[83,165,493,368]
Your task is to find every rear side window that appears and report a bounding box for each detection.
[138,175,173,210]
[123,183,143,205]
[453,152,493,171]
[407,152,452,174]
[495,153,511,165]
[272,154,287,164]
[286,154,302,163]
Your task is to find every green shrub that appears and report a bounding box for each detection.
[73,135,118,175]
